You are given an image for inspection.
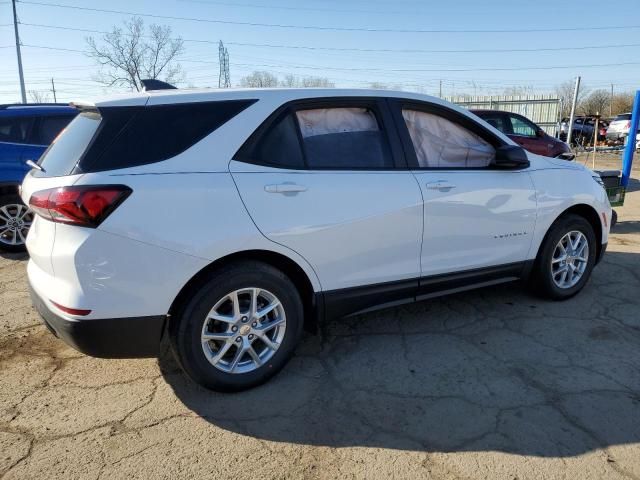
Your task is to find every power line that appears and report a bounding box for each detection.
[18,44,640,73]
[17,22,640,54]
[18,1,640,34]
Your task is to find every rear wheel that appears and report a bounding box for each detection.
[531,214,597,300]
[170,261,304,392]
[0,194,33,253]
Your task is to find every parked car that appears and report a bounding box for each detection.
[606,113,632,142]
[471,110,574,160]
[23,89,611,391]
[0,104,77,251]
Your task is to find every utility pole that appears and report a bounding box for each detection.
[439,80,442,98]
[51,78,57,102]
[610,83,614,117]
[12,0,27,103]
[566,75,581,147]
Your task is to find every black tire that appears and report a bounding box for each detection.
[170,260,304,392]
[531,214,597,300]
[0,194,31,253]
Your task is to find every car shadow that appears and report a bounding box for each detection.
[159,250,640,456]
[0,252,29,261]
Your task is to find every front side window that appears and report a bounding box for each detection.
[0,117,31,144]
[509,115,537,137]
[295,107,393,169]
[402,109,495,168]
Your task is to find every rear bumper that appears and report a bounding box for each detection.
[29,282,165,358]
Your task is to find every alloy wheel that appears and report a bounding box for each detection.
[0,203,33,247]
[201,287,286,374]
[551,230,589,289]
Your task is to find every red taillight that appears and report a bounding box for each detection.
[49,300,91,316]
[626,121,631,129]
[29,185,131,227]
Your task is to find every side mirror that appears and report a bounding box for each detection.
[493,145,530,169]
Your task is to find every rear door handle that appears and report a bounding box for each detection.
[264,183,308,194]
[425,181,456,191]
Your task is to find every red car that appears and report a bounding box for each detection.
[471,110,574,160]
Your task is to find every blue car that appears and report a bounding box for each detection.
[0,104,77,252]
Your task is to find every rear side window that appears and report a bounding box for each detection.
[36,112,101,177]
[295,107,392,169]
[32,115,75,145]
[79,100,255,173]
[477,113,509,134]
[0,117,32,144]
[614,113,631,121]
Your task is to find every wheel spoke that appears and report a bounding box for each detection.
[229,344,247,372]
[552,255,567,264]
[202,331,234,342]
[210,342,233,365]
[247,346,262,366]
[250,288,259,318]
[258,333,279,351]
[257,300,280,320]
[209,312,235,324]
[258,316,285,332]
[230,291,240,317]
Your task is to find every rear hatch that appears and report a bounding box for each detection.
[21,98,147,275]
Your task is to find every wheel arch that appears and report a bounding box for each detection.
[168,249,321,334]
[535,203,603,263]
[0,182,20,197]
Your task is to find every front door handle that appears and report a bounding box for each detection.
[265,183,308,194]
[426,181,456,191]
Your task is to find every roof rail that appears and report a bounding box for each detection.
[141,79,177,91]
[0,103,72,110]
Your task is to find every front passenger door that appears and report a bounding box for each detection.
[230,99,423,317]
[391,101,537,280]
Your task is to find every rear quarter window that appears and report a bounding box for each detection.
[78,100,256,173]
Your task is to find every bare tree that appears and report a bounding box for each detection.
[86,17,184,91]
[29,90,51,103]
[580,89,610,116]
[502,86,534,96]
[611,91,635,116]
[239,71,280,88]
[555,79,589,118]
[280,74,334,88]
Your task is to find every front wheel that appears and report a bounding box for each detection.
[170,261,304,392]
[0,194,33,253]
[531,214,597,300]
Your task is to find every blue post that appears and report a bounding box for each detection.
[621,90,640,187]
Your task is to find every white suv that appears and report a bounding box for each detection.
[22,88,611,391]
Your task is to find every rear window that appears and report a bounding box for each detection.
[36,111,100,177]
[0,116,32,144]
[614,114,631,121]
[36,100,255,177]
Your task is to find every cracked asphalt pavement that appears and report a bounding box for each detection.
[2,155,640,479]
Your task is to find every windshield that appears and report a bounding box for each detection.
[35,110,101,177]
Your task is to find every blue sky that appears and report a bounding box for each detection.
[1,0,639,103]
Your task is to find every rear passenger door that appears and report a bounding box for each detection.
[230,98,423,314]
